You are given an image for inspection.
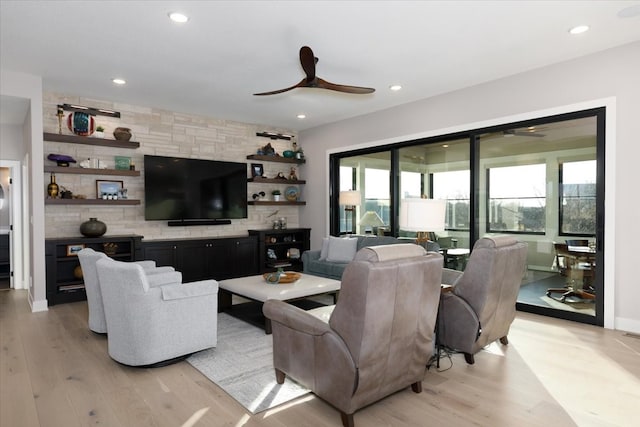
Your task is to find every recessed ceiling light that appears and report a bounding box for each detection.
[442,144,449,148]
[569,25,589,35]
[297,114,306,119]
[112,78,126,85]
[389,84,402,91]
[168,12,189,23]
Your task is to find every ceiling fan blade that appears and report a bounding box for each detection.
[316,77,375,94]
[253,78,308,96]
[299,46,316,82]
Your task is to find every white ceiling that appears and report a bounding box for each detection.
[1,1,639,130]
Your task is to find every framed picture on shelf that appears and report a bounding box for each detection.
[96,180,124,199]
[66,244,85,256]
[251,163,264,178]
[114,156,131,170]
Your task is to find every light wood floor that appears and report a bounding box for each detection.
[2,290,639,427]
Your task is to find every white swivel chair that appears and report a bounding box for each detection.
[77,248,177,334]
[96,257,218,366]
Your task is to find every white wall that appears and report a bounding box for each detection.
[300,41,640,333]
[0,69,46,310]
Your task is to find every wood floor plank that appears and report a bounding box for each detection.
[3,289,639,427]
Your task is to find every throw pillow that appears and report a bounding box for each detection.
[319,237,330,260]
[326,236,358,263]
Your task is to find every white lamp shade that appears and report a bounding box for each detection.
[359,211,385,227]
[399,198,446,232]
[339,190,361,206]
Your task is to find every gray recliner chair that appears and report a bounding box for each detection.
[437,236,528,365]
[95,257,218,367]
[263,244,443,427]
[77,248,177,334]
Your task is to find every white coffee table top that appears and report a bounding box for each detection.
[219,273,341,302]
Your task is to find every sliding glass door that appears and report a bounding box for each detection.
[330,108,605,325]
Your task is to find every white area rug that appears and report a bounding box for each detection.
[187,313,310,414]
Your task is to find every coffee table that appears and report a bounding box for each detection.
[218,273,341,334]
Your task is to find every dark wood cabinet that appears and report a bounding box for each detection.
[45,235,143,306]
[142,236,259,282]
[249,228,310,273]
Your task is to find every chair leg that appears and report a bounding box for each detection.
[411,381,422,393]
[464,353,475,365]
[499,336,509,345]
[340,412,355,427]
[275,368,285,384]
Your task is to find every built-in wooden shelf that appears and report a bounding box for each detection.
[45,199,140,206]
[43,132,140,148]
[246,154,305,164]
[247,177,306,184]
[44,166,140,177]
[247,200,306,206]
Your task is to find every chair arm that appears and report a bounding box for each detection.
[442,268,463,286]
[301,250,321,263]
[438,292,481,354]
[147,271,183,287]
[134,260,157,269]
[263,299,332,336]
[160,279,218,301]
[147,266,176,274]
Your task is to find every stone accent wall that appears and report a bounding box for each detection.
[43,92,302,240]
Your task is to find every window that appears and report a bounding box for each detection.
[364,167,390,226]
[560,160,596,235]
[487,164,546,233]
[432,170,470,230]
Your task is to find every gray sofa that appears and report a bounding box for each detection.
[302,235,439,280]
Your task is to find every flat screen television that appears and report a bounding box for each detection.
[144,155,247,224]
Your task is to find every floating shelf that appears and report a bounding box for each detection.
[246,154,305,164]
[44,132,140,148]
[247,201,306,206]
[247,177,306,184]
[44,166,140,177]
[45,199,140,206]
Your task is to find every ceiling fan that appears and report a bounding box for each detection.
[253,46,375,96]
[503,128,546,138]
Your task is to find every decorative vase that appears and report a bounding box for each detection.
[67,112,95,136]
[80,217,107,237]
[73,265,83,280]
[273,194,281,201]
[113,127,132,141]
[47,173,59,198]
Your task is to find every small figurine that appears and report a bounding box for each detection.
[275,171,287,180]
[261,142,276,156]
[289,167,298,181]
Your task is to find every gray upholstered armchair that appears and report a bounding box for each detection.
[263,244,443,427]
[437,236,528,365]
[95,257,218,366]
[77,247,177,334]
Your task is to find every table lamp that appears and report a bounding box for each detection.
[359,211,385,235]
[399,198,446,244]
[339,190,361,234]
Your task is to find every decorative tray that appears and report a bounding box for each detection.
[263,271,301,284]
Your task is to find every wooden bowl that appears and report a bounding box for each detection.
[263,271,301,284]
